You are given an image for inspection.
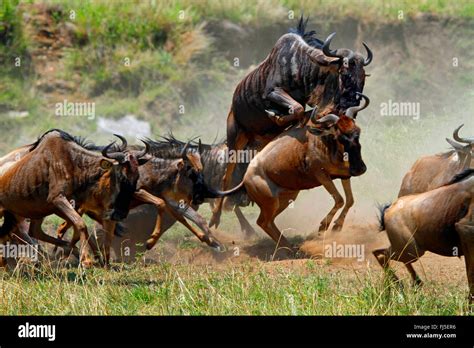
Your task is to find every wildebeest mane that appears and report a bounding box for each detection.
[29,128,95,152]
[445,168,474,186]
[289,15,324,48]
[143,132,225,158]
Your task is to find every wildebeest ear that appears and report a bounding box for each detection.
[309,50,340,66]
[100,159,114,170]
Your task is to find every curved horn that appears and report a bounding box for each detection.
[322,32,341,58]
[309,106,319,123]
[345,93,370,119]
[453,124,474,144]
[136,139,151,159]
[180,140,191,159]
[113,134,128,151]
[362,42,373,66]
[102,141,126,163]
[315,114,340,124]
[446,138,468,152]
[101,141,116,159]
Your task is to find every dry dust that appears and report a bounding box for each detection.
[142,220,466,287]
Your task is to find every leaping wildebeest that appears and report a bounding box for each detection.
[211,16,373,227]
[214,94,370,250]
[0,129,144,267]
[374,169,474,303]
[398,124,473,197]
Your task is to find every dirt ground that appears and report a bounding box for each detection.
[138,220,467,288]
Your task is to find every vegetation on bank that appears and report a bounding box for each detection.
[1,0,473,150]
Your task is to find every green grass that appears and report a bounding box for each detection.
[0,261,470,315]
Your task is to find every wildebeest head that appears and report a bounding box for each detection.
[309,32,372,112]
[310,93,369,176]
[101,135,150,221]
[182,139,212,205]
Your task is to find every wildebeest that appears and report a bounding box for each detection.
[398,124,473,197]
[211,16,372,227]
[56,136,225,260]
[0,129,142,267]
[213,94,370,250]
[373,169,474,303]
[153,135,257,237]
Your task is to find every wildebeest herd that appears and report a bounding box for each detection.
[0,17,472,303]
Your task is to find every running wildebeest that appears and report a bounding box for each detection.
[0,129,143,267]
[373,169,474,303]
[398,124,473,197]
[56,136,225,260]
[213,94,370,250]
[152,135,257,237]
[211,16,372,227]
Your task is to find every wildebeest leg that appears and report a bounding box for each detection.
[455,221,474,304]
[316,174,344,233]
[247,175,292,250]
[10,217,35,246]
[372,247,401,284]
[52,195,96,267]
[100,219,117,267]
[405,263,423,287]
[234,206,256,238]
[210,112,249,228]
[55,207,86,243]
[132,189,166,250]
[0,211,17,266]
[28,218,74,253]
[266,87,306,127]
[332,179,354,232]
[166,200,224,251]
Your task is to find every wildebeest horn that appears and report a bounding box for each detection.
[113,134,128,151]
[322,32,341,58]
[136,139,150,159]
[345,93,370,119]
[101,141,115,157]
[180,140,191,159]
[315,114,340,124]
[453,124,474,144]
[198,139,203,155]
[446,138,469,152]
[362,42,373,66]
[102,141,126,163]
[309,106,318,124]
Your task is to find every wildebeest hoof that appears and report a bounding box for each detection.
[209,240,225,252]
[145,238,157,250]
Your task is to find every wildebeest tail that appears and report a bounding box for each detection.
[376,202,391,231]
[208,180,246,198]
